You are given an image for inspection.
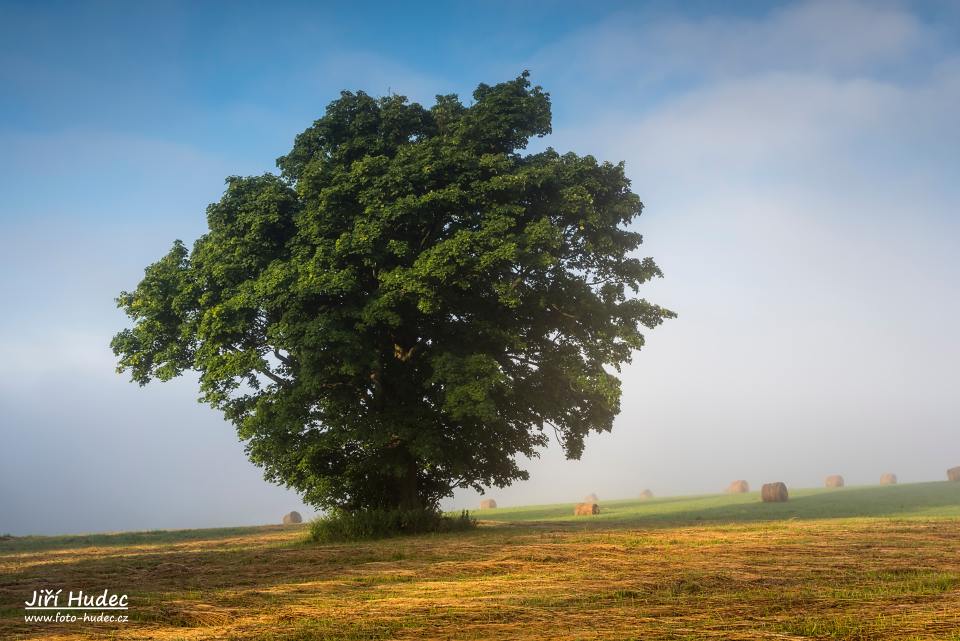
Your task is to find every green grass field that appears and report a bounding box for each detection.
[474,481,960,525]
[3,481,960,640]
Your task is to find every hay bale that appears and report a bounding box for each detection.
[880,473,897,485]
[947,467,960,482]
[282,511,302,525]
[583,493,599,503]
[574,502,600,516]
[638,489,654,500]
[479,498,497,509]
[825,474,845,488]
[726,480,750,494]
[760,482,788,503]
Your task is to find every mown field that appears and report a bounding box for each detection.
[3,482,960,640]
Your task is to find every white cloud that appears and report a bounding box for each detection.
[533,0,933,88]
[649,0,927,75]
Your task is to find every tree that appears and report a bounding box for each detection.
[112,72,674,513]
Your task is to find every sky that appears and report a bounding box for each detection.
[1,0,958,535]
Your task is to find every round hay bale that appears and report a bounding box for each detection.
[760,482,788,503]
[479,498,497,509]
[825,474,844,488]
[583,493,599,503]
[880,473,897,485]
[574,502,600,516]
[947,467,960,482]
[282,511,302,525]
[638,489,654,500]
[726,480,750,494]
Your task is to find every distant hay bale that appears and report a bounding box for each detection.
[638,489,654,500]
[282,511,303,525]
[948,467,960,482]
[479,498,497,509]
[574,502,600,516]
[880,473,897,485]
[825,475,845,488]
[726,480,750,494]
[760,482,788,503]
[583,493,599,503]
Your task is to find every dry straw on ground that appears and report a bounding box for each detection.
[7,487,960,641]
[574,502,600,516]
[825,475,845,488]
[638,489,654,500]
[948,467,960,481]
[5,517,960,640]
[880,473,898,485]
[282,511,302,524]
[479,498,498,509]
[761,482,789,502]
[726,480,749,493]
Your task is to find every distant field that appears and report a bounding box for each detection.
[475,481,960,525]
[3,482,960,640]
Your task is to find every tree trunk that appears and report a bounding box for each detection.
[395,454,422,511]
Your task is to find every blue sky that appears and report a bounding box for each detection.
[1,1,958,535]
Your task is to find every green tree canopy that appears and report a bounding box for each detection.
[112,73,674,512]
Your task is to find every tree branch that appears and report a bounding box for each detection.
[225,344,292,387]
[548,304,578,320]
[259,367,290,386]
[545,420,565,450]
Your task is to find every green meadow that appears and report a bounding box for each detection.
[475,481,960,524]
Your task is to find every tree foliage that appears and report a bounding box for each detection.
[112,73,674,512]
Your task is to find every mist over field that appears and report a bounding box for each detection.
[1,0,958,535]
